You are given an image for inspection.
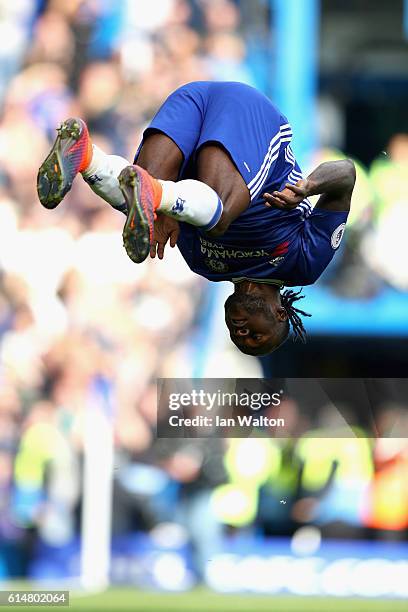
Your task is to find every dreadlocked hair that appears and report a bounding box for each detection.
[280,288,312,343]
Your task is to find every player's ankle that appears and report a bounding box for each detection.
[150,174,163,211]
[82,146,130,211]
[81,144,102,177]
[157,179,177,213]
[77,129,93,174]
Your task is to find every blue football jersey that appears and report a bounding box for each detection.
[140,81,348,286]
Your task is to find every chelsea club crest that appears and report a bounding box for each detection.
[205,259,229,273]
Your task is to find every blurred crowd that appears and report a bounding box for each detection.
[0,0,261,579]
[0,0,407,581]
[307,135,408,297]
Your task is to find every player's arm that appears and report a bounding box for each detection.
[263,159,356,212]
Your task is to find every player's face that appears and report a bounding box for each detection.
[226,311,275,354]
[224,293,280,355]
[224,287,289,355]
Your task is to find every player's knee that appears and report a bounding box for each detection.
[136,132,183,181]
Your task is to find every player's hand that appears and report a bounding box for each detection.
[263,179,310,210]
[150,213,180,259]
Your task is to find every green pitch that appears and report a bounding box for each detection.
[11,588,408,612]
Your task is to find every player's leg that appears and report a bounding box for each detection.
[121,140,252,265]
[135,131,182,181]
[119,145,249,263]
[81,145,130,214]
[118,132,186,263]
[37,86,247,263]
[195,144,250,236]
[36,116,224,264]
[83,131,185,219]
[119,137,230,264]
[149,142,251,233]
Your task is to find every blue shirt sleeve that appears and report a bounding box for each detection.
[294,208,349,285]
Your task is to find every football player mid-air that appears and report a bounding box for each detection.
[37,81,356,356]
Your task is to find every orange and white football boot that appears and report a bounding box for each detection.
[118,165,162,264]
[37,117,93,209]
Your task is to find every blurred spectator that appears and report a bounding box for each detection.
[362,134,408,290]
[0,0,256,579]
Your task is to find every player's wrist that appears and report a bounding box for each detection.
[303,178,316,197]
